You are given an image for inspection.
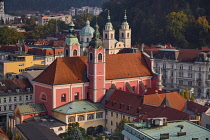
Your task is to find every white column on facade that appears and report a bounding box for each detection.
[75,114,78,122]
[85,113,87,122]
[94,112,96,121]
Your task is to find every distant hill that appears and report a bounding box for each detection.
[4,0,108,12]
[98,0,210,49]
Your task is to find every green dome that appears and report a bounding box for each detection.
[121,21,129,26]
[79,20,95,36]
[106,22,113,27]
[89,24,103,48]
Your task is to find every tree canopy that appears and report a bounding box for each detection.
[98,0,210,49]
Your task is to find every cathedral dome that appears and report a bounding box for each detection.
[79,20,95,36]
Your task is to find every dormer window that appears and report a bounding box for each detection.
[112,101,116,106]
[127,105,131,110]
[105,100,110,105]
[136,107,142,113]
[120,103,124,108]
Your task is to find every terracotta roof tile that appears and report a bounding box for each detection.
[134,105,190,122]
[104,90,156,116]
[177,49,201,62]
[143,92,186,111]
[34,53,152,84]
[187,100,208,115]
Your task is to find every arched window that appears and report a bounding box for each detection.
[65,49,69,56]
[111,34,113,39]
[87,38,89,42]
[89,53,93,60]
[127,33,129,38]
[105,34,108,39]
[74,93,79,100]
[40,92,47,101]
[61,94,66,102]
[121,33,124,38]
[98,53,102,60]
[73,50,77,56]
[68,116,75,123]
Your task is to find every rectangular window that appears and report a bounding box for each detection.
[188,73,192,78]
[96,112,103,118]
[61,94,66,102]
[4,98,6,103]
[179,72,183,77]
[188,81,192,86]
[189,65,192,70]
[4,106,6,111]
[18,63,24,66]
[9,105,12,110]
[116,113,118,118]
[19,69,25,72]
[116,122,118,127]
[30,95,33,100]
[179,80,183,85]
[111,112,113,117]
[19,96,22,101]
[26,96,28,100]
[171,71,173,76]
[180,65,183,70]
[9,97,11,102]
[14,97,17,102]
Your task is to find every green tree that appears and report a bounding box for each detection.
[180,90,185,97]
[59,122,85,140]
[113,119,130,140]
[166,11,189,48]
[184,88,190,100]
[6,127,13,140]
[75,13,95,29]
[190,93,195,102]
[0,26,25,45]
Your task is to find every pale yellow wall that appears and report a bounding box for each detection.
[106,110,136,134]
[53,112,67,123]
[3,55,43,78]
[53,111,105,131]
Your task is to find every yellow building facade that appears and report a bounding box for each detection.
[105,110,136,134]
[0,54,44,79]
[52,100,105,132]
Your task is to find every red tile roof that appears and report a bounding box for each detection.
[104,90,156,116]
[27,48,64,56]
[34,53,152,85]
[134,105,189,122]
[177,49,201,62]
[0,78,32,93]
[187,101,208,115]
[143,92,186,111]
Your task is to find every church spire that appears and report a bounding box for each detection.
[107,10,110,22]
[89,16,103,48]
[124,10,127,22]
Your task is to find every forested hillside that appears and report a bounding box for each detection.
[97,0,210,49]
[4,0,107,12]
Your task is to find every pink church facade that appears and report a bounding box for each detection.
[34,23,162,115]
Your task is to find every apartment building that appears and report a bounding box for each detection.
[38,14,72,25]
[144,46,210,98]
